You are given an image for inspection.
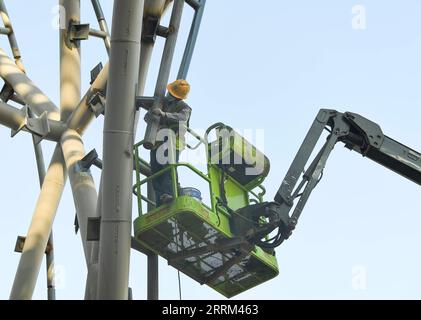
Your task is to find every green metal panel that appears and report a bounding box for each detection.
[133,196,279,298]
[209,164,249,210]
[208,126,270,190]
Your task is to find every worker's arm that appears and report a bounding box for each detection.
[162,105,191,124]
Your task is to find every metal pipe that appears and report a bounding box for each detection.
[10,144,67,300]
[0,100,25,130]
[60,0,81,121]
[177,0,206,80]
[28,108,56,301]
[154,0,184,98]
[84,175,102,300]
[91,0,111,55]
[147,255,159,299]
[61,129,98,265]
[185,0,200,10]
[0,0,25,72]
[60,1,102,302]
[97,0,144,300]
[67,62,108,134]
[147,185,158,300]
[0,101,67,141]
[136,1,169,300]
[0,47,59,120]
[133,0,167,132]
[89,28,107,39]
[45,234,55,300]
[0,26,9,34]
[143,0,185,149]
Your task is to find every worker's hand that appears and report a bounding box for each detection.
[151,108,164,117]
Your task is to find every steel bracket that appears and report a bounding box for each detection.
[87,217,101,241]
[88,92,106,117]
[90,62,103,84]
[78,149,102,171]
[142,16,160,43]
[69,22,90,42]
[11,107,50,144]
[15,236,52,254]
[0,83,14,102]
[135,96,155,111]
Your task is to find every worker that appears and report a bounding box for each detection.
[148,79,192,206]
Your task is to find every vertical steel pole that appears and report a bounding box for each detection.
[137,0,168,301]
[91,0,111,55]
[153,0,185,97]
[177,0,206,80]
[28,108,56,301]
[147,200,159,300]
[143,0,185,149]
[97,0,143,300]
[133,0,167,130]
[84,175,102,300]
[60,0,81,121]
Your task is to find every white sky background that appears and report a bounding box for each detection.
[1,0,421,299]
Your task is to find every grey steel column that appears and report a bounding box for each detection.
[84,175,102,300]
[65,62,109,300]
[137,0,168,301]
[60,0,81,121]
[134,0,167,130]
[28,108,56,301]
[97,0,143,300]
[143,0,184,149]
[10,144,67,300]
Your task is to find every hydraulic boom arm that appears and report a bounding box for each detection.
[235,109,421,250]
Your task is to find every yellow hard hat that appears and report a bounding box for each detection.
[167,79,190,100]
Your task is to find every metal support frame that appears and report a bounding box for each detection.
[97,0,144,300]
[0,0,207,300]
[143,0,185,150]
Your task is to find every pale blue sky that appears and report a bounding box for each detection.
[1,0,421,300]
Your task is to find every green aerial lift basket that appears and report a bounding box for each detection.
[133,196,279,298]
[133,123,279,298]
